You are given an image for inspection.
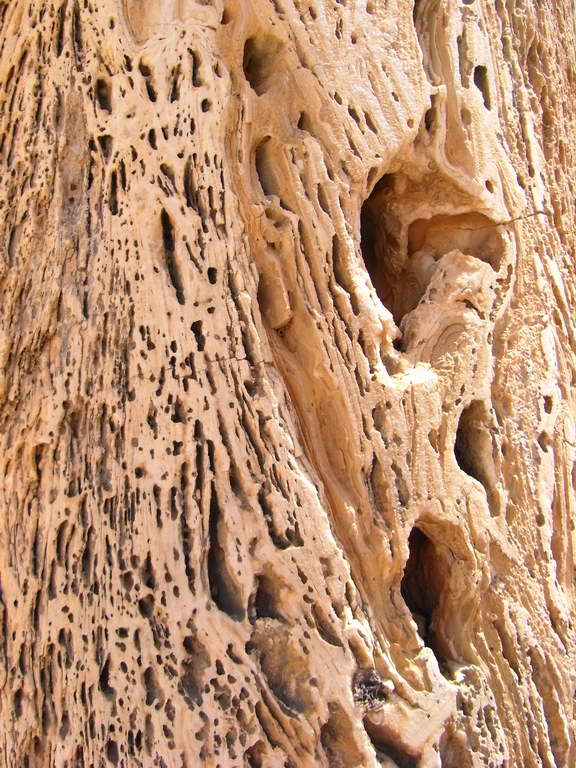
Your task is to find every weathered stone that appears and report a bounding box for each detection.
[0,1,574,766]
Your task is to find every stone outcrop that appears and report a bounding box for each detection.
[0,1,575,766]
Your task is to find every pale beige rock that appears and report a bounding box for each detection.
[0,0,575,766]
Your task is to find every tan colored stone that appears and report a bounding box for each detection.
[0,0,575,766]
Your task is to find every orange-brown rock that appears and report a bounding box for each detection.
[0,1,575,766]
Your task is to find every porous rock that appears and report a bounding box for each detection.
[0,1,575,766]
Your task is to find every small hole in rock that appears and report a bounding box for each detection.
[455,401,495,494]
[95,79,111,112]
[473,65,491,109]
[255,138,277,197]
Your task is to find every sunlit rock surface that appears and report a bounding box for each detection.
[0,1,575,766]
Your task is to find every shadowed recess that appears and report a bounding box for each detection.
[401,527,448,665]
[243,34,284,95]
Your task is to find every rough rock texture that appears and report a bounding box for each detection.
[0,1,575,766]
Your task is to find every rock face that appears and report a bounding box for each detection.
[0,1,575,766]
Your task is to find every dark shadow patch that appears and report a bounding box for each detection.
[243,35,284,95]
[160,209,185,304]
[401,527,448,664]
[207,484,245,620]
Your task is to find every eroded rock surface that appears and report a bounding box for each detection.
[0,1,575,766]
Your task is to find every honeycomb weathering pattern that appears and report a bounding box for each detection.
[0,0,575,766]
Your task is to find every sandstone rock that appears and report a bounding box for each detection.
[0,1,574,766]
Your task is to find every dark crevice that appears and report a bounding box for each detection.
[95,78,111,112]
[160,163,176,193]
[98,134,113,162]
[243,35,283,95]
[207,483,245,620]
[108,170,118,215]
[189,49,202,87]
[119,160,127,191]
[143,666,161,706]
[81,526,95,583]
[183,157,199,211]
[455,402,489,483]
[105,740,119,765]
[145,80,157,102]
[360,173,401,320]
[258,488,293,550]
[179,634,209,707]
[72,2,83,60]
[400,527,447,664]
[297,111,313,133]
[180,505,195,595]
[99,656,116,700]
[249,574,283,623]
[169,66,180,102]
[473,65,491,109]
[455,400,500,515]
[140,551,156,590]
[191,320,205,351]
[160,209,185,304]
[138,594,154,618]
[55,2,67,57]
[160,207,174,250]
[255,138,277,197]
[312,604,342,647]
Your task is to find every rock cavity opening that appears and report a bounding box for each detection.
[455,400,500,515]
[243,35,284,95]
[401,527,447,663]
[473,65,491,110]
[360,175,502,327]
[360,173,402,320]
